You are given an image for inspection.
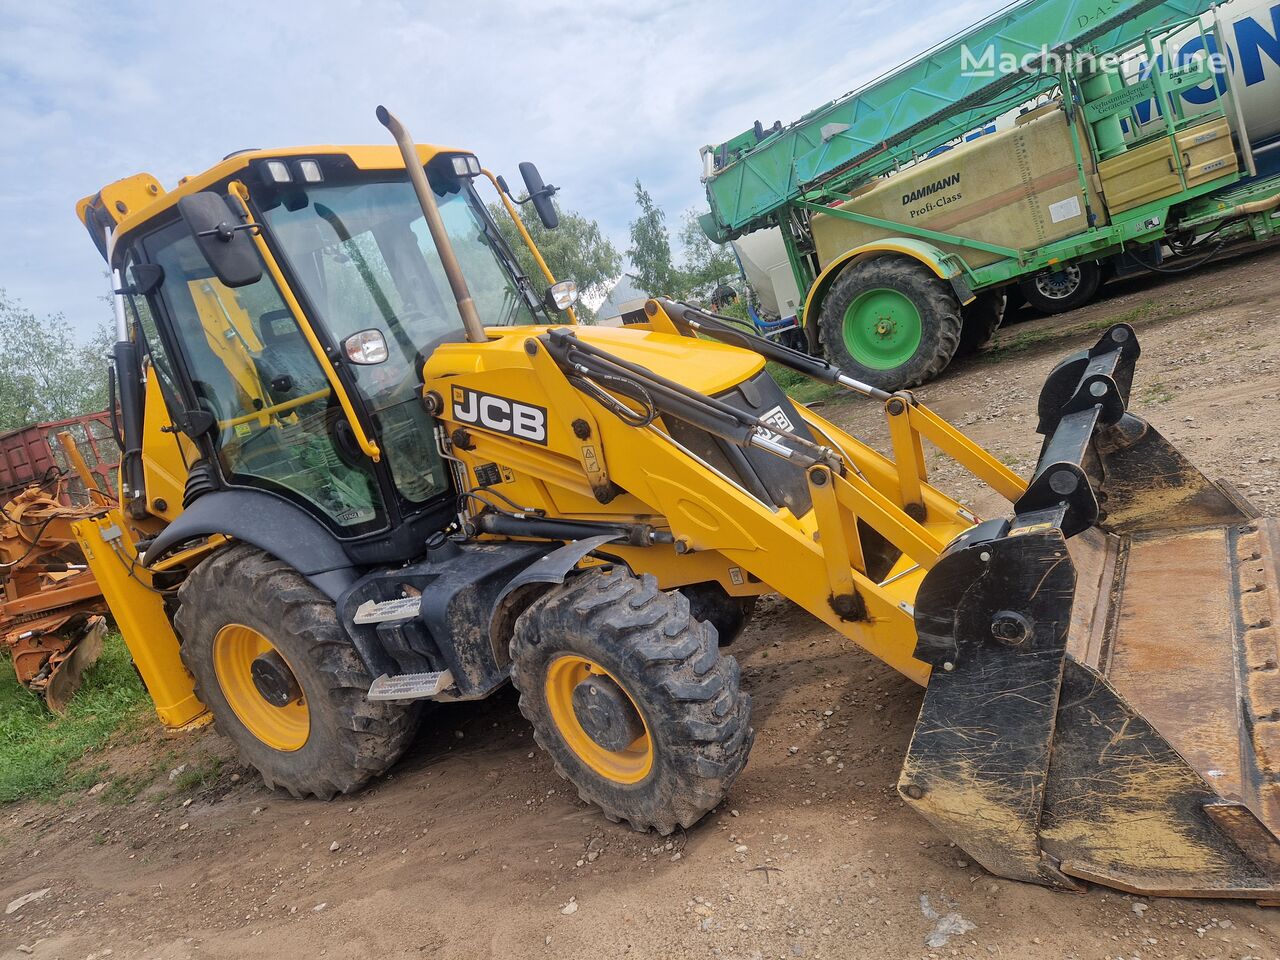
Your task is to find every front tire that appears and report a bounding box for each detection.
[175,544,419,799]
[818,256,962,391]
[510,567,753,834]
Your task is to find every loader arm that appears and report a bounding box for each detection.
[424,315,1004,684]
[425,301,1280,901]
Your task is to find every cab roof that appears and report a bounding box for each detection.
[76,142,468,263]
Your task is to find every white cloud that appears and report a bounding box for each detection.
[1,0,996,336]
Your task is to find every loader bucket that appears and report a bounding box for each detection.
[899,323,1280,900]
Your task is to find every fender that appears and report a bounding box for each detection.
[802,239,975,343]
[140,489,359,600]
[486,534,621,654]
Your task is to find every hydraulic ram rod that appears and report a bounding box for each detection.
[655,298,893,401]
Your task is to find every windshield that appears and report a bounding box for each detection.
[259,169,544,505]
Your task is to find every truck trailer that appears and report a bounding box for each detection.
[701,0,1280,390]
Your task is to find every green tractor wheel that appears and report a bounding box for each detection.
[818,257,962,391]
[842,288,924,370]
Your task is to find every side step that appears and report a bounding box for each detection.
[353,596,422,624]
[367,669,454,701]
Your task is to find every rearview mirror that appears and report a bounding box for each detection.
[343,328,389,365]
[120,262,165,297]
[519,162,559,229]
[177,192,263,288]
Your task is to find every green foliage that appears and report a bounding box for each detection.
[489,199,621,321]
[0,290,112,433]
[716,298,752,324]
[765,362,840,406]
[171,755,225,792]
[626,180,679,298]
[0,632,150,804]
[625,186,738,303]
[676,210,738,301]
[1140,380,1175,405]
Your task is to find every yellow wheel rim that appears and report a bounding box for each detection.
[544,655,653,784]
[212,624,310,752]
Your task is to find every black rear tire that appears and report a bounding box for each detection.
[818,256,962,391]
[679,581,757,646]
[510,567,753,834]
[956,289,1007,356]
[175,544,419,799]
[1017,261,1103,314]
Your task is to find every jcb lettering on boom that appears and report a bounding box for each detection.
[757,404,797,444]
[452,386,548,444]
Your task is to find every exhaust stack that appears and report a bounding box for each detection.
[377,105,487,344]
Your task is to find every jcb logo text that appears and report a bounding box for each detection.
[452,387,548,445]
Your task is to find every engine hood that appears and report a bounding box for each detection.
[426,324,767,398]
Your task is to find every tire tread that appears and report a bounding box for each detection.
[175,544,417,800]
[510,567,753,834]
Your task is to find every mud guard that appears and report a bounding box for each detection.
[142,490,359,600]
[899,323,1280,899]
[487,534,622,652]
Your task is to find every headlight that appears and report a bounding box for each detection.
[450,155,481,177]
[546,280,579,311]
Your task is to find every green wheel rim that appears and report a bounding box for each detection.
[842,288,923,370]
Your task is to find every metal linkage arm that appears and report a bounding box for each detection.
[1016,323,1140,536]
[540,328,843,469]
[656,298,892,401]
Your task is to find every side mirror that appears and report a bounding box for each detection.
[120,262,165,296]
[177,192,263,288]
[519,162,559,229]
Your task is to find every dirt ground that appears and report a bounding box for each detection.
[4,246,1280,960]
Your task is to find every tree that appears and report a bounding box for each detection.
[489,199,621,321]
[676,209,738,301]
[0,290,112,433]
[625,184,738,302]
[626,180,678,298]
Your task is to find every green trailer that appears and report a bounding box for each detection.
[700,0,1280,390]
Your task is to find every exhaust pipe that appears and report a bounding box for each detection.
[376,105,487,344]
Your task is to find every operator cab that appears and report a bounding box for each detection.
[103,147,568,563]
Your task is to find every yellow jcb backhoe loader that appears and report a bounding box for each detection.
[72,106,1280,901]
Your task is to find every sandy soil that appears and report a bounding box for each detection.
[3,246,1280,960]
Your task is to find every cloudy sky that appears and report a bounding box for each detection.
[2,0,998,338]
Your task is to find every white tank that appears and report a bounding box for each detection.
[731,229,802,322]
[1123,0,1280,149]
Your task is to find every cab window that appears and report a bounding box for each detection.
[140,219,387,533]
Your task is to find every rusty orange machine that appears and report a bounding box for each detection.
[0,432,115,709]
